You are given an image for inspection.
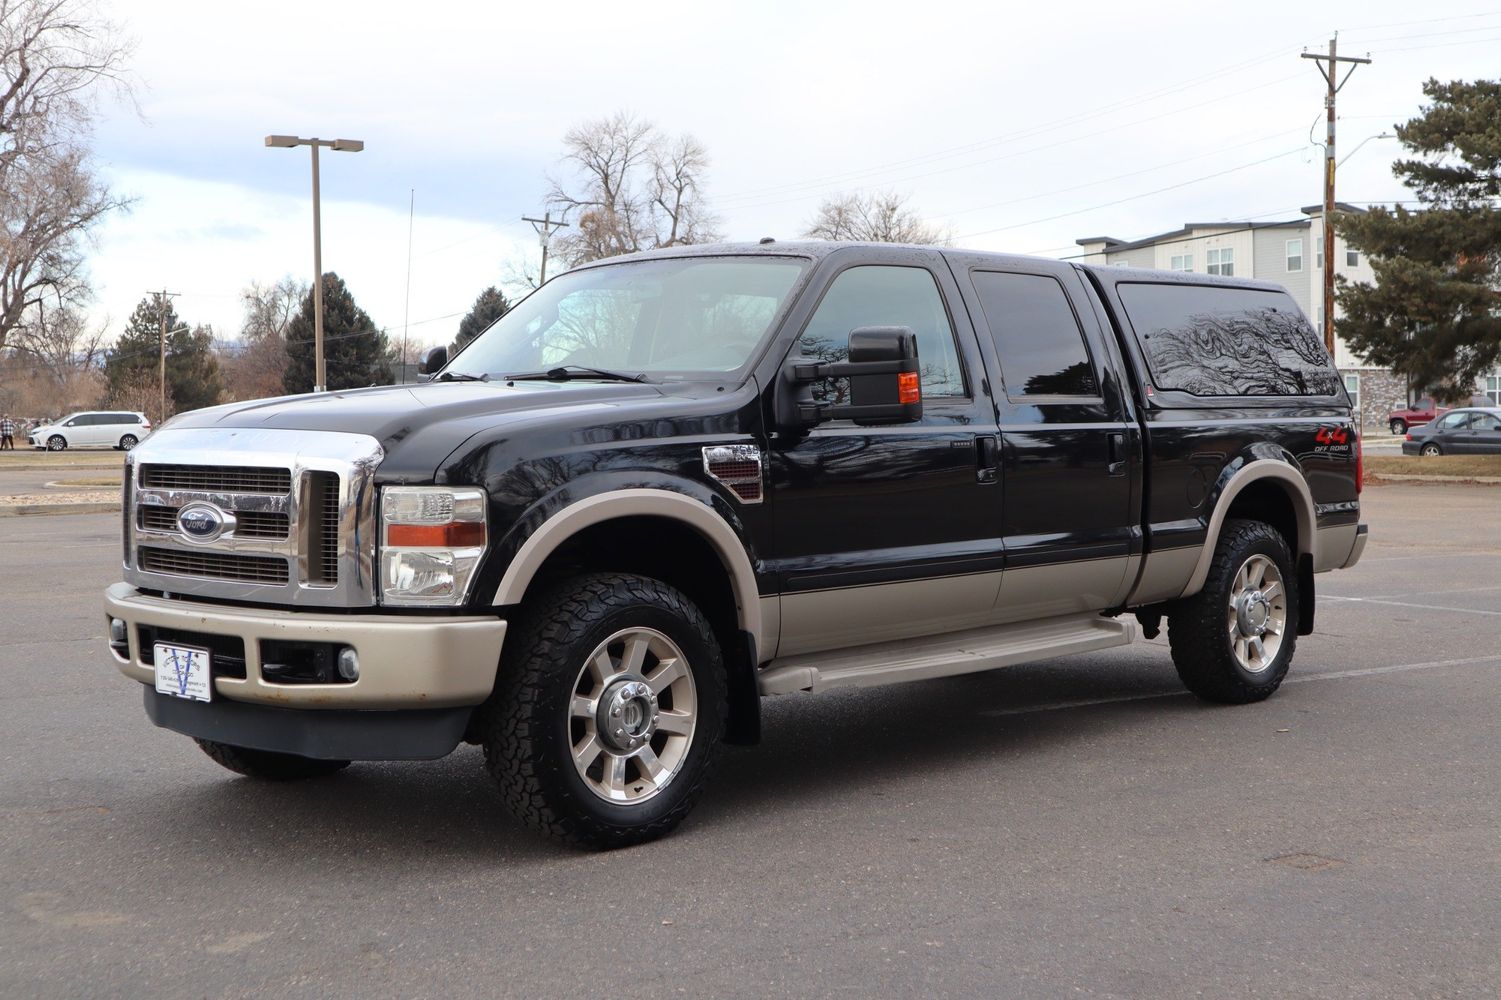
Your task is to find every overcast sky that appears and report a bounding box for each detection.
[84,0,1501,348]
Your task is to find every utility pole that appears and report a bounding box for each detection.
[522,212,570,286]
[1302,36,1371,357]
[155,289,179,424]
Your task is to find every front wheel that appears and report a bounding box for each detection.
[1168,519,1298,704]
[1390,419,1407,435]
[480,573,726,849]
[46,435,66,451]
[1420,442,1442,456]
[195,739,351,780]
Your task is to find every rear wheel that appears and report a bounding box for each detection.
[195,739,350,780]
[46,435,65,451]
[118,434,138,451]
[1420,442,1442,456]
[480,572,726,849]
[1390,419,1407,435]
[1168,519,1298,704]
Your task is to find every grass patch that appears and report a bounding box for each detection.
[1366,454,1501,479]
[0,450,124,470]
[51,477,121,488]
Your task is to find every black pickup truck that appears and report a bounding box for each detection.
[105,241,1366,848]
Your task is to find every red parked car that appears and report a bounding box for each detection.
[1388,398,1447,436]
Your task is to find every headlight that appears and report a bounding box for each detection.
[378,486,487,606]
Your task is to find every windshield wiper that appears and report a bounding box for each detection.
[435,371,489,382]
[503,365,651,384]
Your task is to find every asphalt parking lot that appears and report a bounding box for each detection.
[3,483,1499,999]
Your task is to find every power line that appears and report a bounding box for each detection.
[951,147,1308,242]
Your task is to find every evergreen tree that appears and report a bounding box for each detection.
[1337,78,1501,399]
[104,295,223,418]
[453,286,511,353]
[283,273,393,393]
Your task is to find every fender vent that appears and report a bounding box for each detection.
[703,445,763,504]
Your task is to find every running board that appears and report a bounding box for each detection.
[756,614,1137,696]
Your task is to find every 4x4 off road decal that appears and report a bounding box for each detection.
[1313,426,1352,454]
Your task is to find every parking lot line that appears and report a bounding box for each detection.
[1323,595,1501,617]
[978,653,1501,718]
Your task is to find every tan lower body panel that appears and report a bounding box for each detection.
[777,571,1005,658]
[105,582,507,709]
[994,557,1131,624]
[1315,523,1361,572]
[758,612,1137,695]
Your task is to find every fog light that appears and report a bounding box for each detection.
[336,646,360,681]
[108,618,129,658]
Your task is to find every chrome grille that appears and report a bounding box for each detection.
[305,471,340,585]
[140,464,292,495]
[140,546,289,585]
[123,428,382,607]
[139,506,289,539]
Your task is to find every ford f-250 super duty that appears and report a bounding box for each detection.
[105,241,1367,848]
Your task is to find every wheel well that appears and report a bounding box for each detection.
[1224,480,1299,557]
[1223,479,1315,636]
[527,515,760,744]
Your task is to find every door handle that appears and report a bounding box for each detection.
[1107,432,1127,477]
[975,434,998,484]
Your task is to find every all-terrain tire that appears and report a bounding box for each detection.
[1168,518,1298,704]
[195,739,351,780]
[479,572,727,850]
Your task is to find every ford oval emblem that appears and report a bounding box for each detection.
[176,502,232,543]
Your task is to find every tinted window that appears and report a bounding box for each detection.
[1116,282,1340,396]
[971,271,1098,397]
[1436,412,1470,430]
[1472,413,1501,432]
[799,265,966,398]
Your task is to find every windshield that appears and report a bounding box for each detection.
[448,256,808,380]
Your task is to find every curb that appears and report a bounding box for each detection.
[0,502,117,517]
[1368,473,1501,485]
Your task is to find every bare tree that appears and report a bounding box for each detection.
[219,277,304,401]
[802,191,949,245]
[0,0,134,352]
[9,300,102,384]
[546,111,721,267]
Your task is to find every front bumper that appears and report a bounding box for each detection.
[104,582,508,710]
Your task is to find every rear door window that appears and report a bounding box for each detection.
[1115,283,1339,397]
[970,271,1099,397]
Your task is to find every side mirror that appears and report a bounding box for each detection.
[778,326,923,429]
[418,345,448,376]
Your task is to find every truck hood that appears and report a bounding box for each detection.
[159,380,679,481]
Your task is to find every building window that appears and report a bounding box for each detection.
[1316,245,1323,268]
[1169,253,1193,272]
[1487,374,1501,405]
[1286,239,1303,272]
[1344,373,1360,413]
[1346,249,1360,267]
[1206,247,1234,276]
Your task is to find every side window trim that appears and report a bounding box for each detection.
[969,267,1105,404]
[789,260,973,403]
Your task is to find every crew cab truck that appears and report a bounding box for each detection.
[105,241,1367,848]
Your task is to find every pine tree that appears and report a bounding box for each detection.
[283,273,393,393]
[453,286,511,353]
[104,295,223,419]
[1336,78,1501,399]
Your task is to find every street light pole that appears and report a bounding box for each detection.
[265,134,364,392]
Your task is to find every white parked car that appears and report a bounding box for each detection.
[29,411,152,451]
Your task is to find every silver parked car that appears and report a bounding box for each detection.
[29,411,153,452]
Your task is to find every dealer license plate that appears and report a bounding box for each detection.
[154,642,212,702]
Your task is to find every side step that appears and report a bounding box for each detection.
[756,613,1137,696]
